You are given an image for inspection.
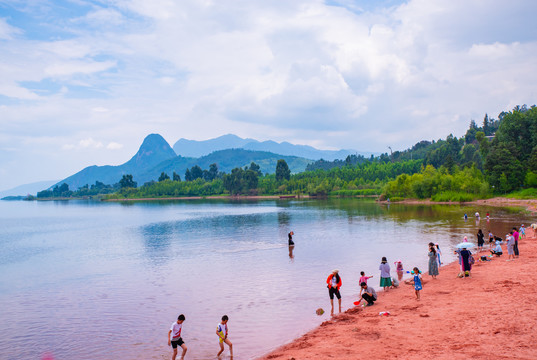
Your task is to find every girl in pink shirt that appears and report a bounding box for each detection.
[359,271,373,285]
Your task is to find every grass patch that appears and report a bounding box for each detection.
[431,191,476,202]
[503,188,537,199]
[330,189,381,197]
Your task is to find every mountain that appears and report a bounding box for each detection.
[173,134,256,157]
[51,134,312,191]
[52,134,178,190]
[173,134,369,161]
[0,179,59,198]
[144,149,311,182]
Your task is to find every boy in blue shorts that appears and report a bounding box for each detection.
[216,315,233,358]
[168,314,187,360]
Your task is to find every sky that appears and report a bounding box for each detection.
[1,0,537,191]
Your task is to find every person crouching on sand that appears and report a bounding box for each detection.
[490,241,503,256]
[326,269,342,315]
[359,282,377,306]
[216,315,233,359]
[379,257,392,291]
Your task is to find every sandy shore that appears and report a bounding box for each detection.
[258,228,537,360]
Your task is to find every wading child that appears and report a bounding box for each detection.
[359,271,373,285]
[216,315,233,358]
[411,267,423,300]
[168,314,187,360]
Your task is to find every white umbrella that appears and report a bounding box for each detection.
[455,242,476,249]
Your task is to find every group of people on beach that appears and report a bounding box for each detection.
[168,221,527,359]
[325,217,528,312]
[167,314,233,360]
[487,224,525,260]
[326,255,427,311]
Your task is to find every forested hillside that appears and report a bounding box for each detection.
[41,105,537,201]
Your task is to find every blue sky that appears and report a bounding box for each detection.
[1,0,537,191]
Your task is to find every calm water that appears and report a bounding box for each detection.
[0,199,531,360]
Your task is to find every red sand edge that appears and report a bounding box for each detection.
[257,228,537,360]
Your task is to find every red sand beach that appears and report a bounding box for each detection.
[258,228,537,360]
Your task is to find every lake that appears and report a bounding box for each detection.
[0,199,531,360]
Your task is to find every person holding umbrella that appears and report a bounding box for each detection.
[455,242,474,277]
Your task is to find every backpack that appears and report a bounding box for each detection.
[469,254,475,265]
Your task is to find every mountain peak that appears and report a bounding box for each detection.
[126,134,177,169]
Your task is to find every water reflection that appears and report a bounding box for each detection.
[0,199,533,360]
[142,222,173,264]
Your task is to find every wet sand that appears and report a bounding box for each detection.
[258,228,537,360]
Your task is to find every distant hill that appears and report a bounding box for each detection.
[51,134,313,191]
[52,134,178,190]
[173,134,370,161]
[173,134,256,157]
[0,179,59,198]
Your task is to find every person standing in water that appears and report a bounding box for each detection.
[288,231,294,246]
[216,315,233,359]
[326,269,342,315]
[168,314,187,360]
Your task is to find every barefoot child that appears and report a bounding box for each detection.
[411,267,422,300]
[216,315,233,358]
[168,314,187,360]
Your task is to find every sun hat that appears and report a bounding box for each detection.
[332,269,339,274]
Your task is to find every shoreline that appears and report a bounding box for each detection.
[258,229,537,360]
[101,194,378,202]
[381,197,537,213]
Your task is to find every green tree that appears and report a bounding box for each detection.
[475,131,490,159]
[184,168,192,181]
[249,162,262,176]
[119,174,137,188]
[190,165,203,180]
[275,159,291,182]
[173,172,181,181]
[528,145,537,173]
[208,163,219,181]
[158,172,170,182]
[484,143,525,193]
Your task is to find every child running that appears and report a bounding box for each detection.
[168,314,187,360]
[359,271,373,285]
[411,267,423,300]
[216,315,233,358]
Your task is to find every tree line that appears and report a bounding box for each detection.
[38,104,537,201]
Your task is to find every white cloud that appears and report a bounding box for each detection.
[44,60,117,77]
[107,142,123,150]
[0,17,21,40]
[63,138,104,150]
[1,0,537,190]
